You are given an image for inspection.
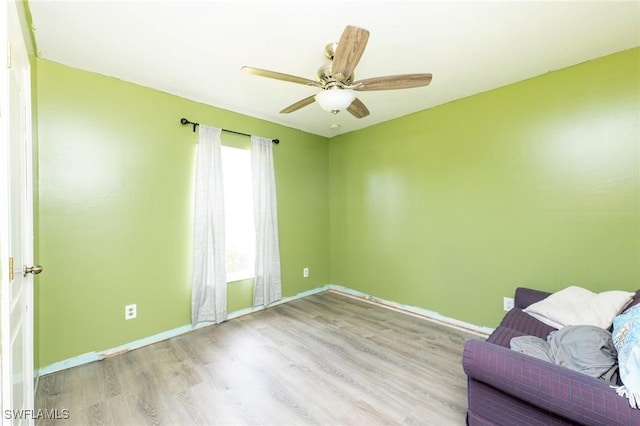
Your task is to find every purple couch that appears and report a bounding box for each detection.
[463,287,640,426]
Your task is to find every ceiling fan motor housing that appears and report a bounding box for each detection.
[317,63,354,87]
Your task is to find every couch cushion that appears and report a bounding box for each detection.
[500,308,557,337]
[486,326,526,347]
[487,308,557,347]
[514,287,552,309]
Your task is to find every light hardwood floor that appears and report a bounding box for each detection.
[36,291,481,425]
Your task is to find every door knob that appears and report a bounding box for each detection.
[23,265,44,276]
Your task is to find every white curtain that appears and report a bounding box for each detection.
[191,126,227,324]
[251,136,282,306]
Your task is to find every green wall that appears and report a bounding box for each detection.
[329,48,640,328]
[37,47,639,367]
[37,59,329,366]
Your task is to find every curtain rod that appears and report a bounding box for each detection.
[180,118,279,144]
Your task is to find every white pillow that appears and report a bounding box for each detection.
[523,286,634,329]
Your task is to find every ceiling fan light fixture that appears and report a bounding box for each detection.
[315,88,356,114]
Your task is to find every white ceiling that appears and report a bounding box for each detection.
[28,1,640,138]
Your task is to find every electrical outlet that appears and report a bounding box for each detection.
[503,297,514,311]
[303,267,309,278]
[125,304,137,320]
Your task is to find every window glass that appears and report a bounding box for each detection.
[221,145,255,282]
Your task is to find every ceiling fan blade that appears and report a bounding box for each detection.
[347,98,370,119]
[280,95,316,114]
[353,73,432,91]
[242,66,323,88]
[331,26,370,82]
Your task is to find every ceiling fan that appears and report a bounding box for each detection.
[241,25,432,119]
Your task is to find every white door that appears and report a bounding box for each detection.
[1,1,36,425]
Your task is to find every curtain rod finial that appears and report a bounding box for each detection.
[180,118,198,132]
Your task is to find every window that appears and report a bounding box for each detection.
[221,145,255,282]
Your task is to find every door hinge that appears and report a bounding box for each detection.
[8,257,14,281]
[6,41,11,69]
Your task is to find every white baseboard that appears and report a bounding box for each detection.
[38,284,491,376]
[327,284,494,337]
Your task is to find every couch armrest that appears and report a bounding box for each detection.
[514,287,550,309]
[463,340,637,426]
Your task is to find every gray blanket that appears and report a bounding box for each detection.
[510,325,619,383]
